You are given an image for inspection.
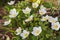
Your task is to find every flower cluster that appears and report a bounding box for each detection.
[16,26,42,39]
[41,15,60,31]
[3,0,60,40]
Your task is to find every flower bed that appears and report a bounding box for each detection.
[0,0,60,40]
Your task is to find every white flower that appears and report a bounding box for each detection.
[41,15,49,21]
[4,19,11,26]
[40,5,46,10]
[51,22,60,31]
[20,30,29,39]
[32,2,39,8]
[25,15,33,22]
[39,5,46,15]
[22,7,31,14]
[8,1,15,5]
[9,8,18,18]
[36,0,41,4]
[48,17,58,23]
[39,9,46,15]
[16,27,22,35]
[32,26,42,36]
[47,16,53,19]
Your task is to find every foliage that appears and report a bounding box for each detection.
[1,0,60,40]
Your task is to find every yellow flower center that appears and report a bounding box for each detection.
[44,17,47,20]
[28,18,31,20]
[18,29,21,32]
[12,14,16,16]
[25,10,30,14]
[52,20,56,23]
[24,33,28,37]
[54,25,58,29]
[34,4,36,7]
[27,17,32,21]
[35,30,40,34]
[40,12,43,15]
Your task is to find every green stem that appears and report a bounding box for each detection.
[15,18,20,27]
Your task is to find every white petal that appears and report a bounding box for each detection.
[32,2,39,8]
[9,8,18,18]
[32,26,42,36]
[51,22,60,31]
[8,1,15,5]
[40,5,46,10]
[4,19,11,26]
[22,7,31,14]
[10,8,16,14]
[16,27,22,35]
[20,30,29,39]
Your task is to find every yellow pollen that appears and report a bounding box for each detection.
[52,20,55,22]
[12,14,16,16]
[54,25,58,29]
[40,12,43,15]
[18,30,21,32]
[44,17,47,20]
[24,33,28,37]
[36,30,40,34]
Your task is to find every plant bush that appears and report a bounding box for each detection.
[1,0,60,40]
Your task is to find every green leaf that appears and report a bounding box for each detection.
[56,36,60,40]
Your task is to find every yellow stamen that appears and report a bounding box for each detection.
[54,25,58,29]
[35,30,40,34]
[40,12,43,15]
[52,20,56,23]
[43,17,47,20]
[12,14,16,16]
[24,33,28,37]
